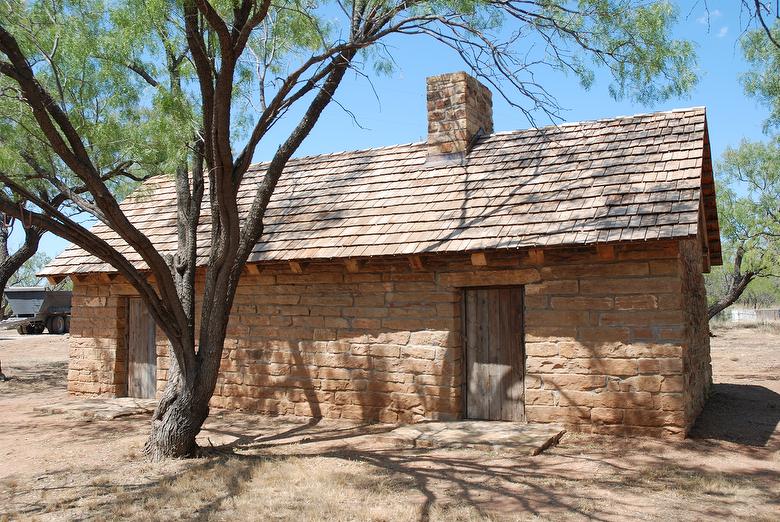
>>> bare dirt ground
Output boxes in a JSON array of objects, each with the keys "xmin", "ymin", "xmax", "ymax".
[{"xmin": 0, "ymin": 325, "xmax": 778, "ymax": 521}]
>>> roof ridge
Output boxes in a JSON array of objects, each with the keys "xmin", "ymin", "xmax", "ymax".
[
  {"xmin": 241, "ymin": 107, "xmax": 706, "ymax": 170},
  {"xmin": 485, "ymin": 106, "xmax": 706, "ymax": 138}
]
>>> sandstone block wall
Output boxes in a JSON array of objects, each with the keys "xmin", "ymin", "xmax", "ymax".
[
  {"xmin": 67, "ymin": 283, "xmax": 128, "ymax": 395},
  {"xmin": 67, "ymin": 239, "xmax": 713, "ymax": 437},
  {"xmin": 522, "ymin": 240, "xmax": 711, "ymax": 438}
]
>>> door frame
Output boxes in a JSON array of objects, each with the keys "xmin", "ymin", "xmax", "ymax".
[{"xmin": 460, "ymin": 285, "xmax": 526, "ymax": 420}]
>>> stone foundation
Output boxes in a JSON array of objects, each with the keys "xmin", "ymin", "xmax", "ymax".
[{"xmin": 67, "ymin": 239, "xmax": 712, "ymax": 437}]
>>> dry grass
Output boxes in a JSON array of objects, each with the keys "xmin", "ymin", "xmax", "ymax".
[
  {"xmin": 7, "ymin": 456, "xmax": 499, "ymax": 521},
  {"xmin": 2, "ymin": 437, "xmax": 777, "ymax": 521},
  {"xmin": 711, "ymin": 321, "xmax": 780, "ymax": 335}
]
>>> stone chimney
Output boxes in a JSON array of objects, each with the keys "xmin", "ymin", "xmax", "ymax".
[{"xmin": 426, "ymin": 72, "xmax": 493, "ymax": 161}]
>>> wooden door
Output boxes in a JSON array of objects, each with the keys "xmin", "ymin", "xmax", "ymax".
[
  {"xmin": 127, "ymin": 298, "xmax": 157, "ymax": 399},
  {"xmin": 464, "ymin": 287, "xmax": 525, "ymax": 421}
]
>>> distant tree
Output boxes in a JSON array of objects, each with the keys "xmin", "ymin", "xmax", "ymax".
[
  {"xmin": 705, "ymin": 13, "xmax": 780, "ymax": 319},
  {"xmin": 0, "ymin": 0, "xmax": 699, "ymax": 460},
  {"xmin": 707, "ymin": 140, "xmax": 780, "ymax": 319}
]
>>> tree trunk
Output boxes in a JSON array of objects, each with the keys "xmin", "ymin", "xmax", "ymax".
[
  {"xmin": 0, "ymin": 218, "xmax": 43, "ymax": 317},
  {"xmin": 707, "ymin": 273, "xmax": 754, "ymax": 319},
  {"xmin": 707, "ymin": 245, "xmax": 756, "ymax": 320},
  {"xmin": 143, "ymin": 358, "xmax": 210, "ymax": 461}
]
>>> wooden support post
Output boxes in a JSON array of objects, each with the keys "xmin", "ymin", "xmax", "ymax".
[
  {"xmin": 470, "ymin": 252, "xmax": 488, "ymax": 267},
  {"xmin": 596, "ymin": 244, "xmax": 615, "ymax": 261},
  {"xmin": 345, "ymin": 259, "xmax": 361, "ymax": 273},
  {"xmin": 289, "ymin": 261, "xmax": 303, "ymax": 274},
  {"xmin": 408, "ymin": 255, "xmax": 424, "ymax": 271}
]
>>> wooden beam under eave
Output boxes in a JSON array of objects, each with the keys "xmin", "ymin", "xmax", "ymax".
[
  {"xmin": 289, "ymin": 261, "xmax": 303, "ymax": 274},
  {"xmin": 345, "ymin": 259, "xmax": 361, "ymax": 273},
  {"xmin": 45, "ymin": 275, "xmax": 65, "ymax": 286},
  {"xmin": 527, "ymin": 248, "xmax": 544, "ymax": 265},
  {"xmin": 71, "ymin": 274, "xmax": 88, "ymax": 284},
  {"xmin": 408, "ymin": 255, "xmax": 424, "ymax": 271},
  {"xmin": 470, "ymin": 252, "xmax": 488, "ymax": 266},
  {"xmin": 596, "ymin": 244, "xmax": 615, "ymax": 261},
  {"xmin": 244, "ymin": 263, "xmax": 262, "ymax": 276}
]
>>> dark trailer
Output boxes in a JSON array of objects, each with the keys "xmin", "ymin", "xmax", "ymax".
[{"xmin": 2, "ymin": 287, "xmax": 72, "ymax": 334}]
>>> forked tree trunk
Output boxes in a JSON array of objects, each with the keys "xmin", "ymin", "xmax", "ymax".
[
  {"xmin": 707, "ymin": 245, "xmax": 757, "ymax": 320},
  {"xmin": 143, "ymin": 284, "xmax": 234, "ymax": 460},
  {"xmin": 144, "ymin": 357, "xmax": 211, "ymax": 460},
  {"xmin": 707, "ymin": 273, "xmax": 755, "ymax": 320}
]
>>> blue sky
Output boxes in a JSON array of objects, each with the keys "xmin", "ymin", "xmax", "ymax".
[{"xmin": 9, "ymin": 0, "xmax": 774, "ymax": 265}]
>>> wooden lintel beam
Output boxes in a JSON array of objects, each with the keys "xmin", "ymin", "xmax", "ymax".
[
  {"xmin": 596, "ymin": 244, "xmax": 615, "ymax": 261},
  {"xmin": 72, "ymin": 274, "xmax": 87, "ymax": 283},
  {"xmin": 345, "ymin": 259, "xmax": 361, "ymax": 273},
  {"xmin": 470, "ymin": 252, "xmax": 488, "ymax": 267},
  {"xmin": 408, "ymin": 255, "xmax": 424, "ymax": 271},
  {"xmin": 289, "ymin": 261, "xmax": 303, "ymax": 274}
]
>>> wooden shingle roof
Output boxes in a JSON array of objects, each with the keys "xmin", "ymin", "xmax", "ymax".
[{"xmin": 40, "ymin": 107, "xmax": 721, "ymax": 276}]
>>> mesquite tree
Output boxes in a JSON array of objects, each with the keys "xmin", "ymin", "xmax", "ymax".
[
  {"xmin": 0, "ymin": 0, "xmax": 697, "ymax": 460},
  {"xmin": 706, "ymin": 139, "xmax": 780, "ymax": 319},
  {"xmin": 705, "ymin": 14, "xmax": 780, "ymax": 319}
]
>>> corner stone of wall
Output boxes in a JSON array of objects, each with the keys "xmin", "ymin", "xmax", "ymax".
[{"xmin": 679, "ymin": 239, "xmax": 713, "ymax": 428}]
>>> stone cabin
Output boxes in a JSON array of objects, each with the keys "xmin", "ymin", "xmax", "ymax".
[{"xmin": 41, "ymin": 72, "xmax": 722, "ymax": 438}]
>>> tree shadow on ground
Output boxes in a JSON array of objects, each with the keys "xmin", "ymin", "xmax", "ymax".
[
  {"xmin": 0, "ymin": 361, "xmax": 67, "ymax": 393},
  {"xmin": 689, "ymin": 383, "xmax": 780, "ymax": 447},
  {"xmin": 2, "ymin": 412, "xmax": 779, "ymax": 522}
]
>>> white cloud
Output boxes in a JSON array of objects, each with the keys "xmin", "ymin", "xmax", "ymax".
[
  {"xmin": 717, "ymin": 26, "xmax": 729, "ymax": 38},
  {"xmin": 697, "ymin": 8, "xmax": 723, "ymax": 25}
]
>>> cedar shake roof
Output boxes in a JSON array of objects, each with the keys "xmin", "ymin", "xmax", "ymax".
[{"xmin": 40, "ymin": 107, "xmax": 721, "ymax": 276}]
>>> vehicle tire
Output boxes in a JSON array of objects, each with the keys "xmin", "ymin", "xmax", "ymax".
[
  {"xmin": 64, "ymin": 315, "xmax": 71, "ymax": 334},
  {"xmin": 47, "ymin": 315, "xmax": 66, "ymax": 335},
  {"xmin": 16, "ymin": 325, "xmax": 26, "ymax": 335},
  {"xmin": 31, "ymin": 322, "xmax": 45, "ymax": 335}
]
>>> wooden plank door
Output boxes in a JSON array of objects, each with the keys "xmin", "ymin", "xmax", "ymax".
[
  {"xmin": 127, "ymin": 298, "xmax": 157, "ymax": 399},
  {"xmin": 464, "ymin": 287, "xmax": 525, "ymax": 421}
]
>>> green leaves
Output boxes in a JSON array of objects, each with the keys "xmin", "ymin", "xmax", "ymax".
[
  {"xmin": 584, "ymin": 0, "xmax": 697, "ymax": 104},
  {"xmin": 716, "ymin": 138, "xmax": 780, "ymax": 278},
  {"xmin": 742, "ymin": 19, "xmax": 780, "ymax": 132}
]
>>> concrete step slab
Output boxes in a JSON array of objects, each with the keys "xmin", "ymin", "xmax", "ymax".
[
  {"xmin": 380, "ymin": 420, "xmax": 566, "ymax": 455},
  {"xmin": 34, "ymin": 397, "xmax": 157, "ymax": 421}
]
